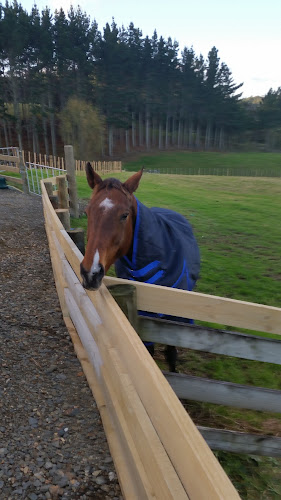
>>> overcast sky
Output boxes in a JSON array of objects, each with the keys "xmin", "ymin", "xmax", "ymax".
[{"xmin": 21, "ymin": 0, "xmax": 281, "ymax": 98}]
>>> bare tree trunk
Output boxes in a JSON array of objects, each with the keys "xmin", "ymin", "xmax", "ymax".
[
  {"xmin": 177, "ymin": 120, "xmax": 182, "ymax": 148},
  {"xmin": 145, "ymin": 108, "xmax": 150, "ymax": 150},
  {"xmin": 196, "ymin": 125, "xmax": 201, "ymax": 150},
  {"xmin": 108, "ymin": 125, "xmax": 114, "ymax": 156},
  {"xmin": 188, "ymin": 120, "xmax": 194, "ymax": 149},
  {"xmin": 48, "ymin": 91, "xmax": 56, "ymax": 157},
  {"xmin": 42, "ymin": 116, "xmax": 49, "ymax": 155},
  {"xmin": 7, "ymin": 121, "xmax": 13, "ymax": 145},
  {"xmin": 2, "ymin": 120, "xmax": 9, "ymax": 147},
  {"xmin": 214, "ymin": 127, "xmax": 219, "ymax": 149},
  {"xmin": 151, "ymin": 116, "xmax": 155, "ymax": 147},
  {"xmin": 219, "ymin": 127, "xmax": 225, "ymax": 150},
  {"xmin": 32, "ymin": 116, "xmax": 40, "ymax": 154},
  {"xmin": 205, "ymin": 121, "xmax": 212, "ymax": 150},
  {"xmin": 138, "ymin": 112, "xmax": 143, "ymax": 146},
  {"xmin": 11, "ymin": 76, "xmax": 23, "ymax": 151},
  {"xmin": 183, "ymin": 120, "xmax": 188, "ymax": 148},
  {"xmin": 165, "ymin": 115, "xmax": 169, "ymax": 149},
  {"xmin": 172, "ymin": 117, "xmax": 176, "ymax": 145},
  {"xmin": 158, "ymin": 122, "xmax": 163, "ymax": 150},
  {"xmin": 131, "ymin": 112, "xmax": 136, "ymax": 148},
  {"xmin": 125, "ymin": 129, "xmax": 130, "ymax": 153}
]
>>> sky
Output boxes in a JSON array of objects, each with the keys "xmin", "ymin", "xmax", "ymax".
[{"xmin": 20, "ymin": 0, "xmax": 281, "ymax": 98}]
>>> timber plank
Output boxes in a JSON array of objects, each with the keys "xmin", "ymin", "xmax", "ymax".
[
  {"xmin": 104, "ymin": 276, "xmax": 281, "ymax": 335},
  {"xmin": 198, "ymin": 426, "xmax": 281, "ymax": 457},
  {"xmin": 102, "ymin": 367, "xmax": 155, "ymax": 499},
  {"xmin": 0, "ymin": 154, "xmax": 19, "ymax": 163},
  {"xmin": 63, "ymin": 317, "xmax": 140, "ymax": 499},
  {"xmin": 165, "ymin": 372, "xmax": 281, "ymax": 413},
  {"xmin": 45, "ymin": 226, "xmax": 69, "ymax": 317},
  {"xmin": 64, "ymin": 291, "xmax": 153, "ymax": 498},
  {"xmin": 91, "ymin": 285, "xmax": 240, "ymax": 499},
  {"xmin": 139, "ymin": 318, "xmax": 281, "ymax": 364},
  {"xmin": 102, "ymin": 346, "xmax": 189, "ymax": 499},
  {"xmin": 61, "ymin": 255, "xmax": 239, "ymax": 498}
]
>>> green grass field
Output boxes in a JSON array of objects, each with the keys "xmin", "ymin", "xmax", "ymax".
[
  {"xmin": 123, "ymin": 151, "xmax": 281, "ymax": 177},
  {"xmin": 73, "ymin": 168, "xmax": 281, "ymax": 499},
  {"xmin": 75, "ymin": 172, "xmax": 281, "ymax": 308}
]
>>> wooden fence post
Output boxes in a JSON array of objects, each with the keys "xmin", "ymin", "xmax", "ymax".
[
  {"xmin": 57, "ymin": 175, "xmax": 69, "ymax": 209},
  {"xmin": 108, "ymin": 284, "xmax": 139, "ymax": 332},
  {"xmin": 19, "ymin": 150, "xmax": 28, "ymax": 194},
  {"xmin": 67, "ymin": 228, "xmax": 85, "ymax": 255},
  {"xmin": 45, "ymin": 181, "xmax": 59, "ymax": 209},
  {"xmin": 64, "ymin": 145, "xmax": 79, "ymax": 218},
  {"xmin": 56, "ymin": 209, "xmax": 70, "ymax": 230}
]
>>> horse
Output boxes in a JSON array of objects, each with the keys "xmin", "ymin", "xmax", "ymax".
[{"xmin": 80, "ymin": 163, "xmax": 200, "ymax": 371}]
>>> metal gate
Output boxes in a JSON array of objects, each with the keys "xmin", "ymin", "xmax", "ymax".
[{"xmin": 25, "ymin": 162, "xmax": 66, "ymax": 196}]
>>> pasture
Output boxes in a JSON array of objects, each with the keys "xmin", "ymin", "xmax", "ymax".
[
  {"xmin": 123, "ymin": 151, "xmax": 281, "ymax": 177},
  {"xmin": 73, "ymin": 171, "xmax": 281, "ymax": 498}
]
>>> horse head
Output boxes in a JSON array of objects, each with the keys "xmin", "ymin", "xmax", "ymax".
[{"xmin": 80, "ymin": 163, "xmax": 143, "ymax": 290}]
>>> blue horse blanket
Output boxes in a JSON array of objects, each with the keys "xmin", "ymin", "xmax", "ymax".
[{"xmin": 115, "ymin": 199, "xmax": 200, "ymax": 295}]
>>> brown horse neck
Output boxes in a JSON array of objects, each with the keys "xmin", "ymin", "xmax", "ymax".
[
  {"xmin": 131, "ymin": 194, "xmax": 138, "ymax": 223},
  {"xmin": 126, "ymin": 194, "xmax": 138, "ymax": 261}
]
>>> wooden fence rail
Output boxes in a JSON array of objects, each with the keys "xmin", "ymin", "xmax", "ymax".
[
  {"xmin": 76, "ymin": 159, "xmax": 122, "ymax": 173},
  {"xmin": 20, "ymin": 150, "xmax": 122, "ymax": 174},
  {"xmin": 104, "ymin": 279, "xmax": 281, "ymax": 457},
  {"xmin": 165, "ymin": 372, "xmax": 281, "ymax": 413},
  {"xmin": 1, "ymin": 149, "xmax": 122, "ymax": 175},
  {"xmin": 139, "ymin": 318, "xmax": 281, "ymax": 365},
  {"xmin": 104, "ymin": 276, "xmax": 281, "ymax": 335},
  {"xmin": 22, "ymin": 150, "xmax": 65, "ymax": 170},
  {"xmin": 41, "ymin": 174, "xmax": 240, "ymax": 500},
  {"xmin": 0, "ymin": 153, "xmax": 20, "ymax": 171}
]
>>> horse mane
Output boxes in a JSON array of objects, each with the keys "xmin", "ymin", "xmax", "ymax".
[{"xmin": 96, "ymin": 178, "xmax": 130, "ymax": 197}]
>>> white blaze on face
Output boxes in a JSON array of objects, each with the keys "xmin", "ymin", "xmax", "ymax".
[
  {"xmin": 90, "ymin": 249, "xmax": 101, "ymax": 275},
  {"xmin": 99, "ymin": 197, "xmax": 114, "ymax": 211}
]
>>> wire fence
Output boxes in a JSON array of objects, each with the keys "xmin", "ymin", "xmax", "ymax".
[{"xmin": 25, "ymin": 162, "xmax": 66, "ymax": 196}]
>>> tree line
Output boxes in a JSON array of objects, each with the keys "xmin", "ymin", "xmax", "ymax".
[{"xmin": 0, "ymin": 2, "xmax": 280, "ymax": 159}]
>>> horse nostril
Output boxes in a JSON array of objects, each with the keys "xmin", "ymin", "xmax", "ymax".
[{"xmin": 80, "ymin": 262, "xmax": 105, "ymax": 290}]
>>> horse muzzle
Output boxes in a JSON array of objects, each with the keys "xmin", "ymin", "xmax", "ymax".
[{"xmin": 80, "ymin": 262, "xmax": 105, "ymax": 290}]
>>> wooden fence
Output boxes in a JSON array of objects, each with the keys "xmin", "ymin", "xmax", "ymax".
[
  {"xmin": 0, "ymin": 152, "xmax": 20, "ymax": 170},
  {"xmin": 104, "ymin": 278, "xmax": 281, "ymax": 458},
  {"xmin": 76, "ymin": 159, "xmax": 122, "ymax": 174},
  {"xmin": 21, "ymin": 150, "xmax": 122, "ymax": 174},
  {"xmin": 0, "ymin": 150, "xmax": 25, "ymax": 188},
  {"xmin": 41, "ymin": 174, "xmax": 240, "ymax": 499},
  {"xmin": 0, "ymin": 147, "xmax": 121, "ymax": 193},
  {"xmin": 21, "ymin": 150, "xmax": 65, "ymax": 170}
]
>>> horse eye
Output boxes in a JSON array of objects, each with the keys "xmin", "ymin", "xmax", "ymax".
[{"xmin": 120, "ymin": 212, "xmax": 129, "ymax": 221}]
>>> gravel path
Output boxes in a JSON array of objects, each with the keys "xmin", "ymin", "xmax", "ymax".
[{"xmin": 0, "ymin": 189, "xmax": 121, "ymax": 500}]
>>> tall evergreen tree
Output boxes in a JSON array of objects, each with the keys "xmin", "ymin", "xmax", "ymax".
[{"xmin": 0, "ymin": 2, "xmax": 247, "ymax": 155}]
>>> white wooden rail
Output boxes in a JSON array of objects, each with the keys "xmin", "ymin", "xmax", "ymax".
[{"xmin": 41, "ymin": 176, "xmax": 240, "ymax": 500}]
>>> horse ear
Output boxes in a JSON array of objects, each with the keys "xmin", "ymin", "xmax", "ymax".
[
  {"xmin": 123, "ymin": 168, "xmax": 144, "ymax": 194},
  {"xmin": 86, "ymin": 162, "xmax": 102, "ymax": 189}
]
